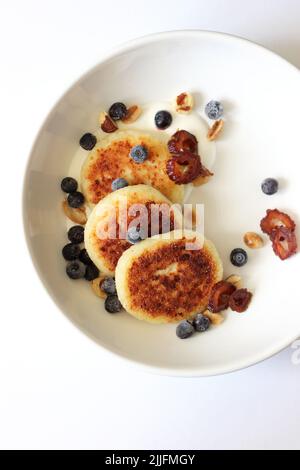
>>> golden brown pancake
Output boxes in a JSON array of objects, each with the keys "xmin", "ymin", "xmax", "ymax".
[
  {"xmin": 84, "ymin": 185, "xmax": 183, "ymax": 276},
  {"xmin": 115, "ymin": 230, "xmax": 223, "ymax": 323},
  {"xmin": 80, "ymin": 130, "xmax": 184, "ymax": 206}
]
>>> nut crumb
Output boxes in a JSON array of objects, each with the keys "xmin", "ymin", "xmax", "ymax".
[
  {"xmin": 91, "ymin": 275, "xmax": 107, "ymax": 299},
  {"xmin": 175, "ymin": 92, "xmax": 194, "ymax": 113},
  {"xmin": 207, "ymin": 119, "xmax": 224, "ymax": 141},
  {"xmin": 99, "ymin": 112, "xmax": 118, "ymax": 133},
  {"xmin": 122, "ymin": 105, "xmax": 141, "ymax": 123},
  {"xmin": 244, "ymin": 232, "xmax": 264, "ymax": 249},
  {"xmin": 203, "ymin": 309, "xmax": 224, "ymax": 325},
  {"xmin": 62, "ymin": 199, "xmax": 87, "ymax": 225},
  {"xmin": 225, "ymin": 274, "xmax": 242, "ymax": 289}
]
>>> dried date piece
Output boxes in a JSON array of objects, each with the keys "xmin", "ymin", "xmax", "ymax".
[
  {"xmin": 99, "ymin": 112, "xmax": 118, "ymax": 133},
  {"xmin": 208, "ymin": 281, "xmax": 237, "ymax": 313},
  {"xmin": 270, "ymin": 226, "xmax": 297, "ymax": 260},
  {"xmin": 168, "ymin": 130, "xmax": 198, "ymax": 154},
  {"xmin": 229, "ymin": 288, "xmax": 252, "ymax": 313},
  {"xmin": 260, "ymin": 209, "xmax": 295, "ymax": 236},
  {"xmin": 166, "ymin": 151, "xmax": 202, "ymax": 184}
]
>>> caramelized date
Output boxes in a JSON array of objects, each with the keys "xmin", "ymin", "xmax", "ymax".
[
  {"xmin": 229, "ymin": 289, "xmax": 252, "ymax": 313},
  {"xmin": 260, "ymin": 209, "xmax": 295, "ymax": 236},
  {"xmin": 270, "ymin": 226, "xmax": 297, "ymax": 260},
  {"xmin": 208, "ymin": 281, "xmax": 236, "ymax": 313},
  {"xmin": 168, "ymin": 130, "xmax": 198, "ymax": 154},
  {"xmin": 166, "ymin": 151, "xmax": 202, "ymax": 184}
]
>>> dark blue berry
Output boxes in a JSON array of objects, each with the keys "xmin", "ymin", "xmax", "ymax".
[
  {"xmin": 176, "ymin": 320, "xmax": 195, "ymax": 339},
  {"xmin": 261, "ymin": 178, "xmax": 278, "ymax": 195},
  {"xmin": 108, "ymin": 102, "xmax": 127, "ymax": 120},
  {"xmin": 205, "ymin": 100, "xmax": 223, "ymax": 120},
  {"xmin": 61, "ymin": 177, "xmax": 78, "ymax": 193},
  {"xmin": 67, "ymin": 191, "xmax": 85, "ymax": 208},
  {"xmin": 230, "ymin": 248, "xmax": 248, "ymax": 267},
  {"xmin": 78, "ymin": 248, "xmax": 93, "ymax": 265},
  {"xmin": 129, "ymin": 145, "xmax": 148, "ymax": 163},
  {"xmin": 127, "ymin": 226, "xmax": 146, "ymax": 244},
  {"xmin": 67, "ymin": 225, "xmax": 84, "ymax": 244},
  {"xmin": 101, "ymin": 277, "xmax": 116, "ymax": 295},
  {"xmin": 62, "ymin": 243, "xmax": 80, "ymax": 261},
  {"xmin": 105, "ymin": 295, "xmax": 123, "ymax": 313},
  {"xmin": 79, "ymin": 133, "xmax": 97, "ymax": 150},
  {"xmin": 193, "ymin": 313, "xmax": 210, "ymax": 332},
  {"xmin": 84, "ymin": 263, "xmax": 99, "ymax": 281},
  {"xmin": 111, "ymin": 177, "xmax": 129, "ymax": 191},
  {"xmin": 154, "ymin": 110, "xmax": 172, "ymax": 130},
  {"xmin": 66, "ymin": 261, "xmax": 85, "ymax": 279}
]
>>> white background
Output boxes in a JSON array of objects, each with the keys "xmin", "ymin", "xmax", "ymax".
[{"xmin": 1, "ymin": 0, "xmax": 300, "ymax": 450}]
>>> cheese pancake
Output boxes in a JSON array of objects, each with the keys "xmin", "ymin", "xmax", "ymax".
[
  {"xmin": 115, "ymin": 230, "xmax": 223, "ymax": 323},
  {"xmin": 81, "ymin": 130, "xmax": 184, "ymax": 206}
]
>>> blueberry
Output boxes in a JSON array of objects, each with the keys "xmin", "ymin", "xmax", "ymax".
[
  {"xmin": 84, "ymin": 263, "xmax": 99, "ymax": 281},
  {"xmin": 61, "ymin": 177, "xmax": 78, "ymax": 193},
  {"xmin": 205, "ymin": 100, "xmax": 223, "ymax": 120},
  {"xmin": 101, "ymin": 277, "xmax": 116, "ymax": 295},
  {"xmin": 193, "ymin": 313, "xmax": 210, "ymax": 332},
  {"xmin": 66, "ymin": 261, "xmax": 85, "ymax": 279},
  {"xmin": 111, "ymin": 177, "xmax": 129, "ymax": 191},
  {"xmin": 62, "ymin": 243, "xmax": 81, "ymax": 261},
  {"xmin": 154, "ymin": 110, "xmax": 172, "ymax": 130},
  {"xmin": 176, "ymin": 320, "xmax": 195, "ymax": 339},
  {"xmin": 67, "ymin": 191, "xmax": 85, "ymax": 208},
  {"xmin": 230, "ymin": 248, "xmax": 248, "ymax": 267},
  {"xmin": 261, "ymin": 178, "xmax": 278, "ymax": 195},
  {"xmin": 129, "ymin": 145, "xmax": 148, "ymax": 163},
  {"xmin": 79, "ymin": 133, "xmax": 97, "ymax": 150},
  {"xmin": 67, "ymin": 225, "xmax": 84, "ymax": 244},
  {"xmin": 78, "ymin": 248, "xmax": 93, "ymax": 265},
  {"xmin": 105, "ymin": 295, "xmax": 123, "ymax": 313},
  {"xmin": 127, "ymin": 226, "xmax": 146, "ymax": 244},
  {"xmin": 108, "ymin": 102, "xmax": 127, "ymax": 121}
]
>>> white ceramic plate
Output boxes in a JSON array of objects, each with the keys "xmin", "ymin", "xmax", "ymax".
[{"xmin": 23, "ymin": 31, "xmax": 300, "ymax": 376}]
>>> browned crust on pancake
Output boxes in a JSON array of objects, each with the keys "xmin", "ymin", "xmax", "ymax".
[
  {"xmin": 91, "ymin": 200, "xmax": 175, "ymax": 272},
  {"xmin": 126, "ymin": 238, "xmax": 219, "ymax": 321},
  {"xmin": 84, "ymin": 137, "xmax": 179, "ymax": 205}
]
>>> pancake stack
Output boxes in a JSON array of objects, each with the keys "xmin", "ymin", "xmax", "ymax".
[{"xmin": 82, "ymin": 130, "xmax": 222, "ymax": 323}]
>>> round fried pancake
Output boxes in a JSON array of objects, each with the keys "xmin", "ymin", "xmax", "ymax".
[
  {"xmin": 115, "ymin": 230, "xmax": 223, "ymax": 323},
  {"xmin": 80, "ymin": 130, "xmax": 184, "ymax": 206},
  {"xmin": 84, "ymin": 185, "xmax": 183, "ymax": 276}
]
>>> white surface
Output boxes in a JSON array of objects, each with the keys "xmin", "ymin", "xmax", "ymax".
[
  {"xmin": 1, "ymin": 0, "xmax": 300, "ymax": 450},
  {"xmin": 23, "ymin": 30, "xmax": 300, "ymax": 377}
]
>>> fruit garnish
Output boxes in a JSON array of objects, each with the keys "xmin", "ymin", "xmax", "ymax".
[
  {"xmin": 62, "ymin": 200, "xmax": 87, "ymax": 225},
  {"xmin": 261, "ymin": 178, "xmax": 278, "ymax": 195},
  {"xmin": 166, "ymin": 151, "xmax": 203, "ymax": 184},
  {"xmin": 208, "ymin": 281, "xmax": 237, "ymax": 313},
  {"xmin": 260, "ymin": 209, "xmax": 296, "ymax": 236},
  {"xmin": 154, "ymin": 110, "xmax": 172, "ymax": 130},
  {"xmin": 205, "ymin": 100, "xmax": 223, "ymax": 120},
  {"xmin": 79, "ymin": 133, "xmax": 97, "ymax": 150},
  {"xmin": 230, "ymin": 248, "xmax": 248, "ymax": 267},
  {"xmin": 168, "ymin": 130, "xmax": 198, "ymax": 154},
  {"xmin": 270, "ymin": 227, "xmax": 297, "ymax": 260},
  {"xmin": 229, "ymin": 288, "xmax": 252, "ymax": 313},
  {"xmin": 108, "ymin": 102, "xmax": 127, "ymax": 121},
  {"xmin": 129, "ymin": 145, "xmax": 148, "ymax": 163},
  {"xmin": 61, "ymin": 177, "xmax": 78, "ymax": 193}
]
